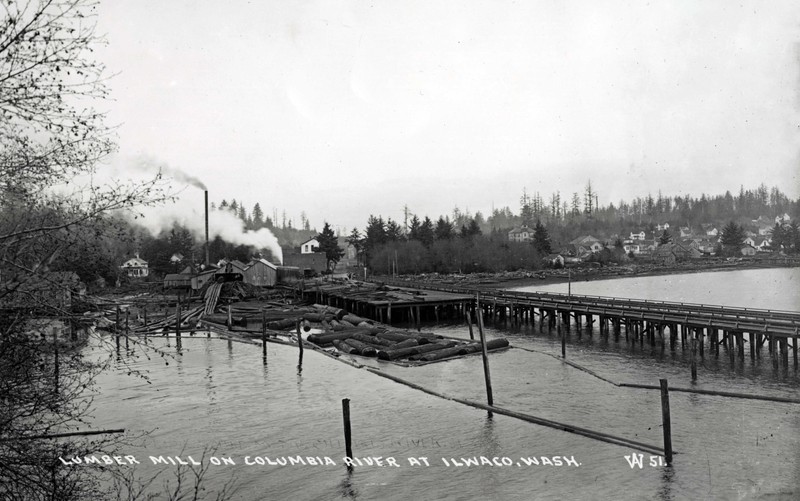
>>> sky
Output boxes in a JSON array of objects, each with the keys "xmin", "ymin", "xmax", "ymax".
[{"xmin": 95, "ymin": 0, "xmax": 800, "ymax": 233}]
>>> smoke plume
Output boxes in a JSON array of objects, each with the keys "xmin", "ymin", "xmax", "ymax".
[
  {"xmin": 134, "ymin": 195, "xmax": 283, "ymax": 265},
  {"xmin": 130, "ymin": 154, "xmax": 208, "ymax": 190}
]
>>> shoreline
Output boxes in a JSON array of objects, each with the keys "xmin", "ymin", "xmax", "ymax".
[{"xmin": 373, "ymin": 258, "xmax": 800, "ymax": 292}]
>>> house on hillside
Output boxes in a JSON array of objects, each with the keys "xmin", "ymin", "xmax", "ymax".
[
  {"xmin": 508, "ymin": 226, "xmax": 534, "ymax": 243},
  {"xmin": 569, "ymin": 235, "xmax": 603, "ymax": 253},
  {"xmin": 623, "ymin": 240, "xmax": 640, "ymax": 255},
  {"xmin": 544, "ymin": 254, "xmax": 566, "ymax": 267},
  {"xmin": 754, "ymin": 237, "xmax": 771, "ymax": 252},
  {"xmin": 300, "ymin": 238, "xmax": 320, "ymax": 254},
  {"xmin": 740, "ymin": 245, "xmax": 757, "ymax": 256},
  {"xmin": 679, "ymin": 227, "xmax": 692, "ymax": 238},
  {"xmin": 629, "ymin": 231, "xmax": 646, "ymax": 241},
  {"xmin": 656, "ymin": 223, "xmax": 670, "ymax": 231},
  {"xmin": 121, "ymin": 254, "xmax": 149, "ymax": 278},
  {"xmin": 169, "ymin": 253, "xmax": 184, "ymax": 265},
  {"xmin": 701, "ymin": 224, "xmax": 719, "ymax": 237},
  {"xmin": 775, "ymin": 213, "xmax": 791, "ymax": 225}
]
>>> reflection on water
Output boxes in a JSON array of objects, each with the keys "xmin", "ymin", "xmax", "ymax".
[{"xmin": 85, "ymin": 268, "xmax": 800, "ymax": 500}]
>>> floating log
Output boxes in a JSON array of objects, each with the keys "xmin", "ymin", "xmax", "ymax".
[
  {"xmin": 204, "ymin": 314, "xmax": 246, "ymax": 327},
  {"xmin": 417, "ymin": 345, "xmax": 468, "ymax": 361},
  {"xmin": 333, "ymin": 339, "xmax": 359, "ymax": 355},
  {"xmin": 307, "ymin": 329, "xmax": 377, "ymax": 346},
  {"xmin": 376, "ymin": 331, "xmax": 417, "ymax": 343},
  {"xmin": 311, "ymin": 304, "xmax": 347, "ymax": 319},
  {"xmin": 351, "ymin": 333, "xmax": 393, "ymax": 347},
  {"xmin": 266, "ymin": 318, "xmax": 297, "ymax": 330},
  {"xmin": 303, "ymin": 312, "xmax": 334, "ymax": 323},
  {"xmin": 342, "ymin": 339, "xmax": 378, "ymax": 357},
  {"xmin": 343, "ymin": 314, "xmax": 370, "ymax": 325},
  {"xmin": 391, "ymin": 338, "xmax": 420, "ymax": 350},
  {"xmin": 377, "ymin": 341, "xmax": 458, "ymax": 361}
]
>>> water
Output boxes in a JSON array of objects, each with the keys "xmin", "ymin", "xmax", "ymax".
[{"xmin": 85, "ymin": 268, "xmax": 800, "ymax": 500}]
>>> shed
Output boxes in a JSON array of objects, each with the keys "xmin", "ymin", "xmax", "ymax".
[
  {"xmin": 164, "ymin": 273, "xmax": 192, "ymax": 290},
  {"xmin": 243, "ymin": 258, "xmax": 278, "ymax": 287},
  {"xmin": 277, "ymin": 266, "xmax": 301, "ymax": 285}
]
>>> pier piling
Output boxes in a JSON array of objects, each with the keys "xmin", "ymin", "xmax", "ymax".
[
  {"xmin": 342, "ymin": 398, "xmax": 353, "ymax": 463},
  {"xmin": 659, "ymin": 379, "xmax": 673, "ymax": 466}
]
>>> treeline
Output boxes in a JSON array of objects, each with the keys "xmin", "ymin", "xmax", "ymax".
[
  {"xmin": 485, "ymin": 182, "xmax": 797, "ymax": 233},
  {"xmin": 338, "ymin": 183, "xmax": 799, "ymax": 274}
]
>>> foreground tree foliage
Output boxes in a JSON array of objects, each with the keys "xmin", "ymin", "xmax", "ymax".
[{"xmin": 0, "ymin": 2, "xmax": 237, "ymax": 499}]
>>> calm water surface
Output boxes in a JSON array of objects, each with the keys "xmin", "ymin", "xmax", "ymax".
[{"xmin": 86, "ymin": 268, "xmax": 800, "ymax": 500}]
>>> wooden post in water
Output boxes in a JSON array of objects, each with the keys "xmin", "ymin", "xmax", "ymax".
[
  {"xmin": 561, "ymin": 317, "xmax": 566, "ymax": 359},
  {"xmin": 115, "ymin": 306, "xmax": 120, "ymax": 333},
  {"xmin": 342, "ymin": 398, "xmax": 353, "ymax": 461},
  {"xmin": 416, "ymin": 306, "xmax": 422, "ymax": 332},
  {"xmin": 261, "ymin": 308, "xmax": 267, "ymax": 360},
  {"xmin": 794, "ymin": 337, "xmax": 798, "ymax": 370},
  {"xmin": 296, "ymin": 320, "xmax": 304, "ymax": 366},
  {"xmin": 175, "ymin": 302, "xmax": 181, "ymax": 337},
  {"xmin": 659, "ymin": 379, "xmax": 673, "ymax": 466},
  {"xmin": 227, "ymin": 304, "xmax": 232, "ymax": 330},
  {"xmin": 691, "ymin": 329, "xmax": 697, "ymax": 381},
  {"xmin": 466, "ymin": 313, "xmax": 475, "ymax": 341},
  {"xmin": 476, "ymin": 293, "xmax": 494, "ymax": 408},
  {"xmin": 143, "ymin": 304, "xmax": 148, "ymax": 328}
]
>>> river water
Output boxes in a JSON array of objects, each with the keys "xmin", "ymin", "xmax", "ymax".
[{"xmin": 84, "ymin": 268, "xmax": 800, "ymax": 500}]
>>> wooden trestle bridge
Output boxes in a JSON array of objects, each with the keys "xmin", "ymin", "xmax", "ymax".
[{"xmin": 303, "ymin": 279, "xmax": 800, "ymax": 369}]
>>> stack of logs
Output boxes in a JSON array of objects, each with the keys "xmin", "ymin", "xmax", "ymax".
[{"xmin": 303, "ymin": 304, "xmax": 509, "ymax": 363}]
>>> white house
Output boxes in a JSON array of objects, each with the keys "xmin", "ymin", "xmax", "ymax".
[
  {"xmin": 775, "ymin": 213, "xmax": 791, "ymax": 225},
  {"xmin": 629, "ymin": 231, "xmax": 646, "ymax": 241},
  {"xmin": 300, "ymin": 238, "xmax": 320, "ymax": 254},
  {"xmin": 508, "ymin": 226, "xmax": 534, "ymax": 242},
  {"xmin": 656, "ymin": 223, "xmax": 670, "ymax": 231},
  {"xmin": 623, "ymin": 240, "xmax": 640, "ymax": 254},
  {"xmin": 121, "ymin": 254, "xmax": 149, "ymax": 278}
]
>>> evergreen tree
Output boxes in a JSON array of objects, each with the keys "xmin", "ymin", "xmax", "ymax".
[
  {"xmin": 658, "ymin": 229, "xmax": 673, "ymax": 245},
  {"xmin": 532, "ymin": 220, "xmax": 552, "ymax": 254},
  {"xmin": 385, "ymin": 219, "xmax": 404, "ymax": 241},
  {"xmin": 346, "ymin": 228, "xmax": 364, "ymax": 266},
  {"xmin": 419, "ymin": 217, "xmax": 435, "ymax": 248},
  {"xmin": 720, "ymin": 221, "xmax": 745, "ymax": 254},
  {"xmin": 434, "ymin": 216, "xmax": 454, "ymax": 240},
  {"xmin": 316, "ymin": 222, "xmax": 344, "ymax": 273},
  {"xmin": 408, "ymin": 215, "xmax": 421, "ymax": 241},
  {"xmin": 252, "ymin": 203, "xmax": 264, "ymax": 228}
]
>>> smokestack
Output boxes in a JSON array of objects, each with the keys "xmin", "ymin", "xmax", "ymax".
[{"xmin": 204, "ymin": 190, "xmax": 210, "ymax": 266}]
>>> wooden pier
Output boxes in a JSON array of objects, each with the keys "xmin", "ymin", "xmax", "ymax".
[
  {"xmin": 356, "ymin": 279, "xmax": 800, "ymax": 369},
  {"xmin": 301, "ymin": 281, "xmax": 474, "ymax": 327}
]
